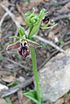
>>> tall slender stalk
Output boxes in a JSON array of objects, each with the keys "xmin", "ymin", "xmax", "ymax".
[{"xmin": 30, "ymin": 47, "xmax": 43, "ymax": 104}]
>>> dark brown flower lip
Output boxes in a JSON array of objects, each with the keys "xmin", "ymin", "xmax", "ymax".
[
  {"xmin": 18, "ymin": 43, "xmax": 30, "ymax": 58},
  {"xmin": 43, "ymin": 16, "xmax": 49, "ymax": 24}
]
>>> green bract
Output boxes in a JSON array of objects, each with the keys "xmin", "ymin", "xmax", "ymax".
[{"xmin": 24, "ymin": 9, "xmax": 47, "ymax": 39}]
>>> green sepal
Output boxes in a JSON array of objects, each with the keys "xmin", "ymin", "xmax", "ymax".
[{"xmin": 18, "ymin": 27, "xmax": 26, "ymax": 38}]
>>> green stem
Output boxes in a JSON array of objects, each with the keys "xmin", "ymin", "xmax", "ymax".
[{"xmin": 30, "ymin": 47, "xmax": 43, "ymax": 104}]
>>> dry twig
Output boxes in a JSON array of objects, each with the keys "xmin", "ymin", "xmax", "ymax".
[{"xmin": 34, "ymin": 35, "xmax": 65, "ymax": 53}]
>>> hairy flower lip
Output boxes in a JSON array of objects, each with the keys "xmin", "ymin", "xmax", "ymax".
[
  {"xmin": 42, "ymin": 16, "xmax": 49, "ymax": 24},
  {"xmin": 18, "ymin": 42, "xmax": 30, "ymax": 58}
]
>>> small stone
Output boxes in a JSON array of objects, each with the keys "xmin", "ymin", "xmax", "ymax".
[
  {"xmin": 2, "ymin": 76, "xmax": 16, "ymax": 83},
  {"xmin": 17, "ymin": 76, "xmax": 25, "ymax": 83},
  {"xmin": 0, "ymin": 98, "xmax": 6, "ymax": 104},
  {"xmin": 0, "ymin": 83, "xmax": 8, "ymax": 92},
  {"xmin": 55, "ymin": 98, "xmax": 64, "ymax": 104},
  {"xmin": 64, "ymin": 94, "xmax": 70, "ymax": 104}
]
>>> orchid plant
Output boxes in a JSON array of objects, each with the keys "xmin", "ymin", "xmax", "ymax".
[{"xmin": 6, "ymin": 9, "xmax": 54, "ymax": 104}]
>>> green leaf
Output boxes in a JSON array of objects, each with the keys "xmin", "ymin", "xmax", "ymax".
[
  {"xmin": 10, "ymin": 36, "xmax": 20, "ymax": 39},
  {"xmin": 41, "ymin": 22, "xmax": 57, "ymax": 30},
  {"xmin": 0, "ymin": 55, "xmax": 5, "ymax": 62},
  {"xmin": 28, "ymin": 21, "xmax": 40, "ymax": 39},
  {"xmin": 24, "ymin": 12, "xmax": 35, "ymax": 27},
  {"xmin": 24, "ymin": 90, "xmax": 39, "ymax": 104},
  {"xmin": 39, "ymin": 9, "xmax": 47, "ymax": 20},
  {"xmin": 18, "ymin": 27, "xmax": 26, "ymax": 38},
  {"xmin": 7, "ymin": 80, "xmax": 19, "ymax": 88},
  {"xmin": 59, "ymin": 39, "xmax": 64, "ymax": 45},
  {"xmin": 28, "ymin": 9, "xmax": 47, "ymax": 38},
  {"xmin": 23, "ymin": 9, "xmax": 47, "ymax": 39},
  {"xmin": 4, "ymin": 97, "xmax": 12, "ymax": 104}
]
